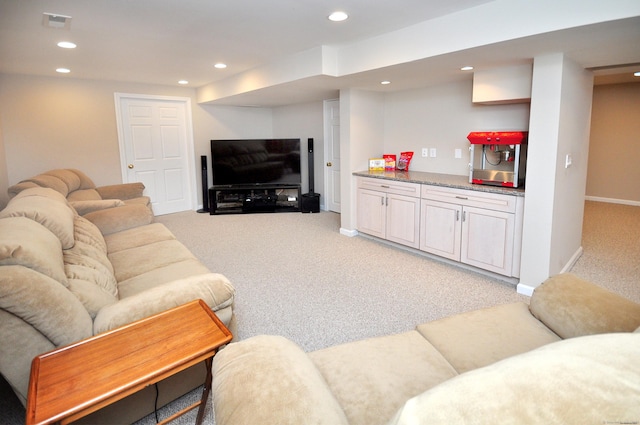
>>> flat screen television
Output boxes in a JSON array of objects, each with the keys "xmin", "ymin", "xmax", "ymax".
[{"xmin": 210, "ymin": 139, "xmax": 301, "ymax": 187}]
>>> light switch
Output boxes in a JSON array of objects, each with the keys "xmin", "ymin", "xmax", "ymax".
[
  {"xmin": 565, "ymin": 154, "xmax": 572, "ymax": 168},
  {"xmin": 429, "ymin": 148, "xmax": 437, "ymax": 158},
  {"xmin": 454, "ymin": 148, "xmax": 462, "ymax": 159}
]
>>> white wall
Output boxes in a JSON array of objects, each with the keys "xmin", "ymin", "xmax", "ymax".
[
  {"xmin": 587, "ymin": 83, "xmax": 640, "ymax": 204},
  {"xmin": 272, "ymin": 101, "xmax": 325, "ymax": 195},
  {"xmin": 0, "ymin": 74, "xmax": 275, "ymax": 208},
  {"xmin": 384, "ymin": 80, "xmax": 530, "ymax": 175},
  {"xmin": 518, "ymin": 54, "xmax": 593, "ymax": 294},
  {"xmin": 340, "ymin": 89, "xmax": 385, "ymax": 233}
]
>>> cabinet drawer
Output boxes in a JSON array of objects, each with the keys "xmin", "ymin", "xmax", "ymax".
[
  {"xmin": 421, "ymin": 185, "xmax": 517, "ymax": 213},
  {"xmin": 358, "ymin": 177, "xmax": 421, "ymax": 197}
]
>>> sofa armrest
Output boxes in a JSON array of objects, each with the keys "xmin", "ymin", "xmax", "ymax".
[
  {"xmin": 83, "ymin": 203, "xmax": 153, "ymax": 235},
  {"xmin": 95, "ymin": 182, "xmax": 145, "ymax": 200},
  {"xmin": 529, "ymin": 273, "xmax": 640, "ymax": 339},
  {"xmin": 211, "ymin": 335, "xmax": 349, "ymax": 425},
  {"xmin": 69, "ymin": 199, "xmax": 125, "ymax": 215},
  {"xmin": 93, "ymin": 273, "xmax": 235, "ymax": 334}
]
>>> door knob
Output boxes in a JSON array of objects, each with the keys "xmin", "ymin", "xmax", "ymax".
[
  {"xmin": 128, "ymin": 164, "xmax": 134, "ymax": 169},
  {"xmin": 327, "ymin": 162, "xmax": 332, "ymax": 167}
]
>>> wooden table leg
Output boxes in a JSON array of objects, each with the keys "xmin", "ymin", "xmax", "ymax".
[{"xmin": 195, "ymin": 357, "xmax": 213, "ymax": 425}]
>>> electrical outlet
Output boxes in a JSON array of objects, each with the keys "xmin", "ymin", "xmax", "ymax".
[
  {"xmin": 421, "ymin": 148, "xmax": 428, "ymax": 157},
  {"xmin": 429, "ymin": 148, "xmax": 437, "ymax": 158}
]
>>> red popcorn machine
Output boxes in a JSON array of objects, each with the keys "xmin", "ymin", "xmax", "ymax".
[{"xmin": 467, "ymin": 131, "xmax": 528, "ymax": 188}]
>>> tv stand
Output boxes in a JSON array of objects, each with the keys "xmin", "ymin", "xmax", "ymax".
[{"xmin": 209, "ymin": 184, "xmax": 301, "ymax": 214}]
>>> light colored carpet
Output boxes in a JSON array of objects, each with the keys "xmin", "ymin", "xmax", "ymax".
[
  {"xmin": 570, "ymin": 201, "xmax": 640, "ymax": 303},
  {"xmin": 154, "ymin": 210, "xmax": 530, "ymax": 352},
  {"xmin": 2, "ymin": 201, "xmax": 637, "ymax": 424}
]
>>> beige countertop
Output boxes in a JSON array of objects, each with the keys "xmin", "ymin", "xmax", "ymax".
[{"xmin": 353, "ymin": 170, "xmax": 525, "ymax": 197}]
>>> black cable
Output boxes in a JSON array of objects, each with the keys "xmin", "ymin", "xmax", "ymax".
[
  {"xmin": 154, "ymin": 383, "xmax": 160, "ymax": 423},
  {"xmin": 484, "ymin": 147, "xmax": 502, "ymax": 166}
]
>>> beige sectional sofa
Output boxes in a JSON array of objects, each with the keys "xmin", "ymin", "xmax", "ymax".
[
  {"xmin": 0, "ymin": 171, "xmax": 236, "ymax": 423},
  {"xmin": 211, "ymin": 274, "xmax": 640, "ymax": 425}
]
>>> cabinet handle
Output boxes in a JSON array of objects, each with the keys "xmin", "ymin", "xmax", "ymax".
[
  {"xmin": 455, "ymin": 196, "xmax": 468, "ymax": 200},
  {"xmin": 381, "ymin": 197, "xmax": 385, "ymax": 206},
  {"xmin": 385, "ymin": 197, "xmax": 388, "ymax": 206},
  {"xmin": 381, "ymin": 185, "xmax": 390, "ymax": 188},
  {"xmin": 462, "ymin": 211, "xmax": 466, "ymax": 222},
  {"xmin": 456, "ymin": 211, "xmax": 460, "ymax": 221}
]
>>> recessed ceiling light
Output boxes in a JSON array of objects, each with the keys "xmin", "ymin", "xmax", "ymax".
[
  {"xmin": 178, "ymin": 80, "xmax": 189, "ymax": 85},
  {"xmin": 381, "ymin": 80, "xmax": 391, "ymax": 85},
  {"xmin": 56, "ymin": 68, "xmax": 70, "ymax": 74},
  {"xmin": 461, "ymin": 66, "xmax": 474, "ymax": 71},
  {"xmin": 57, "ymin": 41, "xmax": 76, "ymax": 49},
  {"xmin": 214, "ymin": 63, "xmax": 227, "ymax": 69},
  {"xmin": 328, "ymin": 11, "xmax": 348, "ymax": 22}
]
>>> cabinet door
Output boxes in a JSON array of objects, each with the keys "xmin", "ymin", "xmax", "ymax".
[
  {"xmin": 420, "ymin": 199, "xmax": 462, "ymax": 260},
  {"xmin": 461, "ymin": 206, "xmax": 514, "ymax": 275},
  {"xmin": 357, "ymin": 189, "xmax": 386, "ymax": 239},
  {"xmin": 386, "ymin": 193, "xmax": 421, "ymax": 249}
]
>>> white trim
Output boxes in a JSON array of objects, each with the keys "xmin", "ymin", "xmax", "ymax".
[
  {"xmin": 340, "ymin": 228, "xmax": 358, "ymax": 237},
  {"xmin": 516, "ymin": 283, "xmax": 535, "ymax": 297},
  {"xmin": 585, "ymin": 196, "xmax": 640, "ymax": 207},
  {"xmin": 561, "ymin": 246, "xmax": 583, "ymax": 273},
  {"xmin": 114, "ymin": 93, "xmax": 197, "ymax": 211}
]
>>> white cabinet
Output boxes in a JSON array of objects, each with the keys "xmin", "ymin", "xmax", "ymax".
[
  {"xmin": 357, "ymin": 178, "xmax": 421, "ymax": 248},
  {"xmin": 420, "ymin": 185, "xmax": 523, "ymax": 277},
  {"xmin": 355, "ymin": 176, "xmax": 524, "ymax": 278}
]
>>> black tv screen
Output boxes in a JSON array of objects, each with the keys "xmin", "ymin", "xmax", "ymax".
[{"xmin": 211, "ymin": 139, "xmax": 301, "ymax": 186}]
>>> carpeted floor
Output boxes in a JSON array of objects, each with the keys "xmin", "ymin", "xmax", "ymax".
[{"xmin": 2, "ymin": 200, "xmax": 637, "ymax": 424}]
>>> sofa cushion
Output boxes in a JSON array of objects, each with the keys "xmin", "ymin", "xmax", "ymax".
[
  {"xmin": 116, "ymin": 259, "xmax": 211, "ymax": 299},
  {"xmin": 0, "ymin": 265, "xmax": 92, "ymax": 346},
  {"xmin": 73, "ymin": 216, "xmax": 109, "ymax": 254},
  {"xmin": 66, "ymin": 189, "xmax": 102, "ymax": 202},
  {"xmin": 530, "ymin": 273, "xmax": 640, "ymax": 338},
  {"xmin": 416, "ymin": 302, "xmax": 561, "ymax": 374},
  {"xmin": 388, "ymin": 333, "xmax": 640, "ymax": 425},
  {"xmin": 0, "ymin": 217, "xmax": 67, "ymax": 285},
  {"xmin": 41, "ymin": 169, "xmax": 85, "ymax": 192},
  {"xmin": 212, "ymin": 335, "xmax": 349, "ymax": 425},
  {"xmin": 108, "ymin": 239, "xmax": 197, "ymax": 282},
  {"xmin": 104, "ymin": 222, "xmax": 176, "ymax": 253},
  {"xmin": 94, "ymin": 272, "xmax": 235, "ymax": 333},
  {"xmin": 63, "ymin": 216, "xmax": 118, "ymax": 317},
  {"xmin": 0, "ymin": 188, "xmax": 76, "ymax": 249},
  {"xmin": 84, "ymin": 203, "xmax": 154, "ymax": 235},
  {"xmin": 16, "ymin": 174, "xmax": 70, "ymax": 196},
  {"xmin": 12, "ymin": 185, "xmax": 70, "ymax": 204},
  {"xmin": 309, "ymin": 331, "xmax": 458, "ymax": 425}
]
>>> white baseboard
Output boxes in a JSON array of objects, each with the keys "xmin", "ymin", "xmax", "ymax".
[
  {"xmin": 340, "ymin": 228, "xmax": 358, "ymax": 237},
  {"xmin": 585, "ymin": 196, "xmax": 640, "ymax": 206},
  {"xmin": 516, "ymin": 283, "xmax": 535, "ymax": 297},
  {"xmin": 562, "ymin": 246, "xmax": 583, "ymax": 273}
]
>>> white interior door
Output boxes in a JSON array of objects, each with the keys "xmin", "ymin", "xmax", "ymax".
[
  {"xmin": 324, "ymin": 99, "xmax": 341, "ymax": 212},
  {"xmin": 115, "ymin": 94, "xmax": 196, "ymax": 216}
]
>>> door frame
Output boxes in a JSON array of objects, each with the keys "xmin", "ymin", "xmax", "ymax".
[{"xmin": 114, "ymin": 93, "xmax": 197, "ymax": 212}]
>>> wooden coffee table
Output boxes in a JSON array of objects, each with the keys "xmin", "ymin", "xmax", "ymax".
[{"xmin": 26, "ymin": 299, "xmax": 232, "ymax": 425}]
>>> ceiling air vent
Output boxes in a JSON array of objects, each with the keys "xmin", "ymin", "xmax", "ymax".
[{"xmin": 42, "ymin": 13, "xmax": 72, "ymax": 30}]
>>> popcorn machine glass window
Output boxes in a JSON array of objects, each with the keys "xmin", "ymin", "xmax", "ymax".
[{"xmin": 467, "ymin": 131, "xmax": 528, "ymax": 188}]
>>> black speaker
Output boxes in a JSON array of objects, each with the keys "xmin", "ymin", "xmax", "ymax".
[
  {"xmin": 197, "ymin": 155, "xmax": 209, "ymax": 213},
  {"xmin": 301, "ymin": 138, "xmax": 320, "ymax": 213},
  {"xmin": 301, "ymin": 192, "xmax": 320, "ymax": 213}
]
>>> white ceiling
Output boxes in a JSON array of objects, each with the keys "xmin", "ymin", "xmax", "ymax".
[{"xmin": 1, "ymin": 0, "xmax": 639, "ymax": 107}]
